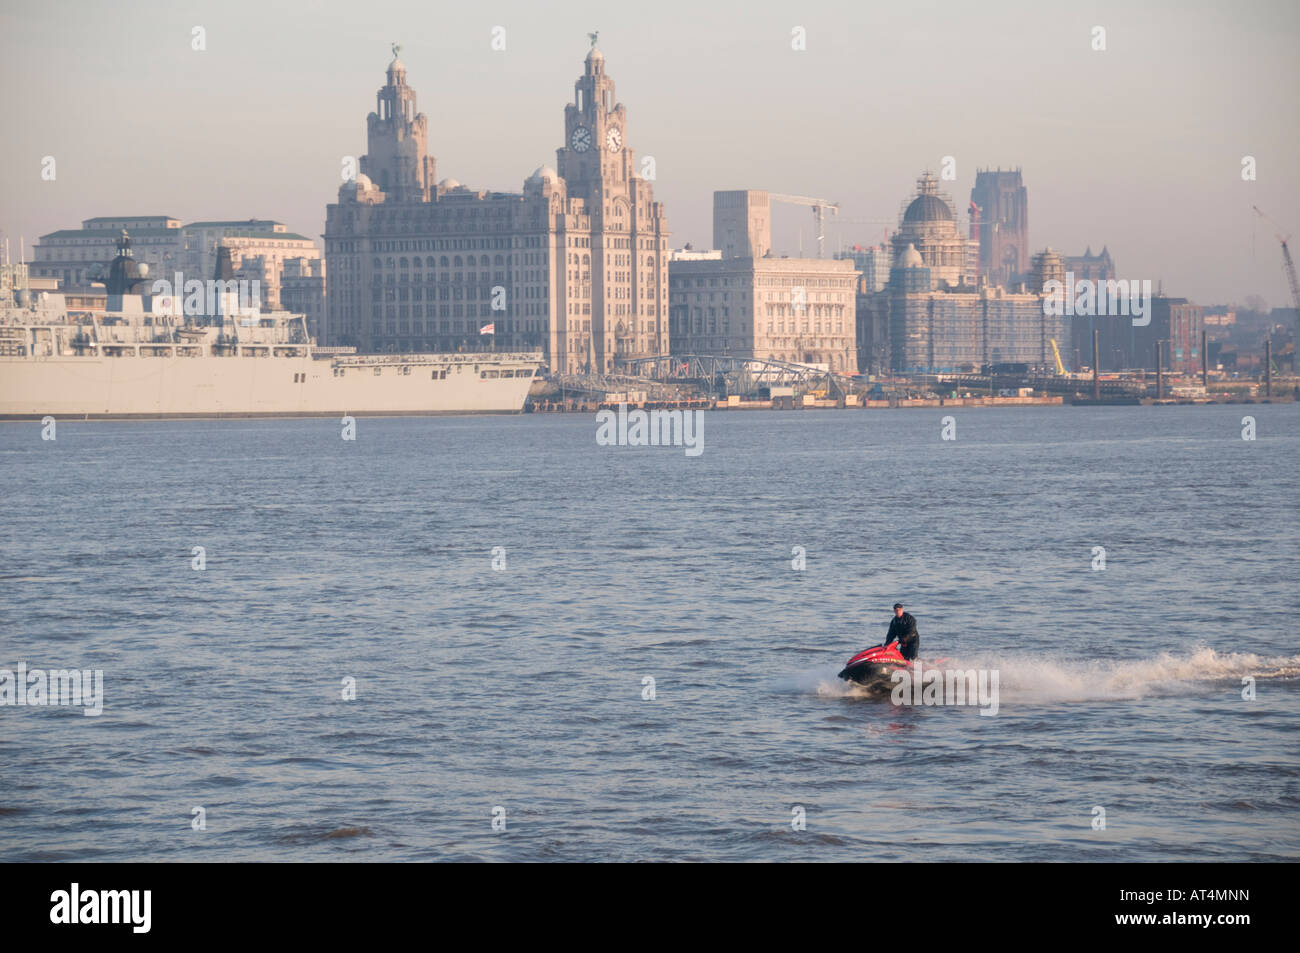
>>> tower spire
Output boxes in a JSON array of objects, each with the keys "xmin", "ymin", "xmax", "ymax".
[{"xmin": 361, "ymin": 46, "xmax": 435, "ymax": 200}]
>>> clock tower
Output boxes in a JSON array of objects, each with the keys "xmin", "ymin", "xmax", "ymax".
[
  {"xmin": 554, "ymin": 38, "xmax": 670, "ymax": 375},
  {"xmin": 558, "ymin": 41, "xmax": 626, "ymax": 189}
]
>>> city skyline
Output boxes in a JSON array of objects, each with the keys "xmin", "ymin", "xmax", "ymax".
[{"xmin": 2, "ymin": 0, "xmax": 1298, "ymax": 309}]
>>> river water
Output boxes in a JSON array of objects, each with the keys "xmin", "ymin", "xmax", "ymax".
[{"xmin": 2, "ymin": 405, "xmax": 1297, "ymax": 861}]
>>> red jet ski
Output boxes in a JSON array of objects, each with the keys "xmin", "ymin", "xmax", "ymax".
[{"xmin": 837, "ymin": 642, "xmax": 913, "ymax": 689}]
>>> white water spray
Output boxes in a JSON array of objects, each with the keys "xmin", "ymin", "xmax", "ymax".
[{"xmin": 787, "ymin": 647, "xmax": 1300, "ymax": 704}]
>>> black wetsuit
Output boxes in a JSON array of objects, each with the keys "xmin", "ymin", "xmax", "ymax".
[{"xmin": 884, "ymin": 612, "xmax": 919, "ymax": 660}]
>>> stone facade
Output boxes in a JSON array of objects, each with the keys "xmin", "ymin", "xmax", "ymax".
[
  {"xmin": 323, "ymin": 44, "xmax": 670, "ymax": 373},
  {"xmin": 669, "ymin": 189, "xmax": 857, "ymax": 371},
  {"xmin": 555, "ymin": 45, "xmax": 671, "ymax": 372},
  {"xmin": 670, "ymin": 257, "xmax": 858, "ymax": 372},
  {"xmin": 362, "ymin": 55, "xmax": 437, "ymax": 202}
]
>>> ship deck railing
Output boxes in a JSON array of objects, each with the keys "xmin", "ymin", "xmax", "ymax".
[{"xmin": 327, "ymin": 351, "xmax": 543, "ymax": 367}]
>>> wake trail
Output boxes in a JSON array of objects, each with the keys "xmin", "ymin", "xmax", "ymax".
[{"xmin": 782, "ymin": 647, "xmax": 1300, "ymax": 704}]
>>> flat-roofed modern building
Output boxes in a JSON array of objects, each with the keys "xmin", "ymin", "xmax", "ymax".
[
  {"xmin": 855, "ymin": 286, "xmax": 890, "ymax": 376},
  {"xmin": 837, "ymin": 243, "xmax": 891, "ymax": 293},
  {"xmin": 1127, "ymin": 297, "xmax": 1204, "ymax": 373}
]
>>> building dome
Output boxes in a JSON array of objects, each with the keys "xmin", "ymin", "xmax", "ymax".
[
  {"xmin": 586, "ymin": 46, "xmax": 604, "ymax": 67},
  {"xmin": 384, "ymin": 42, "xmax": 408, "ymax": 85},
  {"xmin": 438, "ymin": 178, "xmax": 462, "ymax": 189},
  {"xmin": 340, "ymin": 173, "xmax": 375, "ymax": 199},
  {"xmin": 891, "ymin": 171, "xmax": 966, "ymax": 289},
  {"xmin": 903, "ymin": 193, "xmax": 954, "ymax": 224},
  {"xmin": 900, "ymin": 243, "xmax": 924, "ymax": 268},
  {"xmin": 527, "ymin": 165, "xmax": 558, "ymax": 183}
]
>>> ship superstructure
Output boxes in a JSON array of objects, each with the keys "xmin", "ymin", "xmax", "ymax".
[{"xmin": 0, "ymin": 234, "xmax": 541, "ymax": 418}]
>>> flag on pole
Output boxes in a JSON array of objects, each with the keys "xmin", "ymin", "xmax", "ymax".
[{"xmin": 479, "ymin": 323, "xmax": 495, "ymax": 335}]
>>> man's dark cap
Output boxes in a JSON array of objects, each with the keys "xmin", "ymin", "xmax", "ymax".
[{"xmin": 893, "ymin": 603, "xmax": 904, "ymax": 609}]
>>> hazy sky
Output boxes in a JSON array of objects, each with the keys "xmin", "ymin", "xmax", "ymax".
[{"xmin": 2, "ymin": 0, "xmax": 1298, "ymax": 307}]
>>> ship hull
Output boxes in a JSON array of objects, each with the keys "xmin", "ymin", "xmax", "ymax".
[{"xmin": 0, "ymin": 353, "xmax": 539, "ymax": 419}]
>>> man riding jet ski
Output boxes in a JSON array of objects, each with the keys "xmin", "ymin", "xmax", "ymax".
[{"xmin": 838, "ymin": 603, "xmax": 921, "ymax": 687}]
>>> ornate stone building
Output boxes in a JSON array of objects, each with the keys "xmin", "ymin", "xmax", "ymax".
[
  {"xmin": 891, "ymin": 172, "xmax": 972, "ymax": 290},
  {"xmin": 362, "ymin": 55, "xmax": 437, "ymax": 201},
  {"xmin": 669, "ymin": 257, "xmax": 858, "ymax": 371},
  {"xmin": 323, "ymin": 42, "xmax": 670, "ymax": 373},
  {"xmin": 669, "ymin": 191, "xmax": 858, "ymax": 372}
]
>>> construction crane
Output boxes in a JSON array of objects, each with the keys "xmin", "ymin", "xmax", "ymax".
[
  {"xmin": 823, "ymin": 220, "xmax": 896, "ymax": 259},
  {"xmin": 1252, "ymin": 205, "xmax": 1300, "ymax": 353},
  {"xmin": 1049, "ymin": 338, "xmax": 1067, "ymax": 376},
  {"xmin": 769, "ymin": 193, "xmax": 839, "ymax": 258}
]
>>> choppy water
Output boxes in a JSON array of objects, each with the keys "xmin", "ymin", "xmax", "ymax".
[{"xmin": 2, "ymin": 405, "xmax": 1298, "ymax": 861}]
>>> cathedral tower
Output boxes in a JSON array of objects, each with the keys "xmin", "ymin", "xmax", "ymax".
[{"xmin": 971, "ymin": 168, "xmax": 1028, "ymax": 288}]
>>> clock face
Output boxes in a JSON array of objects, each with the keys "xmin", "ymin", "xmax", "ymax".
[
  {"xmin": 571, "ymin": 126, "xmax": 592, "ymax": 153},
  {"xmin": 605, "ymin": 126, "xmax": 622, "ymax": 152}
]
